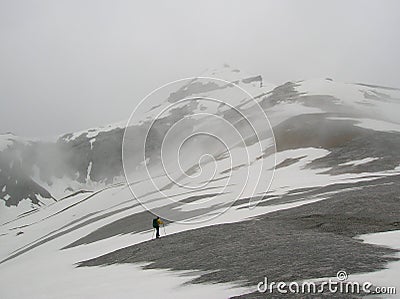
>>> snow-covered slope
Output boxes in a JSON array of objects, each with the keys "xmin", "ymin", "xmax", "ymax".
[
  {"xmin": 2, "ymin": 66, "xmax": 400, "ymax": 219},
  {"xmin": 1, "ymin": 66, "xmax": 400, "ymax": 298}
]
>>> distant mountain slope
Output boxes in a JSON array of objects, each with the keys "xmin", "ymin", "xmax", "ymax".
[{"xmin": 1, "ymin": 66, "xmax": 400, "ymax": 224}]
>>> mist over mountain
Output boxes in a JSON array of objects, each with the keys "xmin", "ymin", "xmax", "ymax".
[
  {"xmin": 1, "ymin": 66, "xmax": 400, "ymax": 299},
  {"xmin": 1, "ymin": 66, "xmax": 399, "ymax": 213}
]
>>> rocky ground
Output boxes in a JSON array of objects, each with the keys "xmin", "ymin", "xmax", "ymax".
[{"xmin": 79, "ymin": 174, "xmax": 400, "ymax": 298}]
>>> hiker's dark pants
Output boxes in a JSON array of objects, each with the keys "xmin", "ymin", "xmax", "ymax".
[{"xmin": 156, "ymin": 226, "xmax": 160, "ymax": 238}]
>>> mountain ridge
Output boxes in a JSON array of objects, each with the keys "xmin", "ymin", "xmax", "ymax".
[{"xmin": 1, "ymin": 68, "xmax": 400, "ymax": 224}]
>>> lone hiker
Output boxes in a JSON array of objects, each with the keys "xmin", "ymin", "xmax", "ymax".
[{"xmin": 152, "ymin": 216, "xmax": 164, "ymax": 239}]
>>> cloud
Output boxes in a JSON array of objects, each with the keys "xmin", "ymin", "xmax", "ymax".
[{"xmin": 0, "ymin": 0, "xmax": 399, "ymax": 138}]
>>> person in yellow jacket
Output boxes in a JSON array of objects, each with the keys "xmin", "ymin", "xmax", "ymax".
[{"xmin": 152, "ymin": 216, "xmax": 164, "ymax": 239}]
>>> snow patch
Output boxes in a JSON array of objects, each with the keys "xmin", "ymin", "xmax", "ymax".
[
  {"xmin": 62, "ymin": 121, "xmax": 126, "ymax": 142},
  {"xmin": 267, "ymin": 102, "xmax": 324, "ymax": 126},
  {"xmin": 86, "ymin": 162, "xmax": 93, "ymax": 183},
  {"xmin": 296, "ymin": 79, "xmax": 400, "ymax": 124},
  {"xmin": 328, "ymin": 117, "xmax": 400, "ymax": 133},
  {"xmin": 296, "ymin": 79, "xmax": 366, "ymax": 106},
  {"xmin": 351, "ymin": 230, "xmax": 400, "ymax": 299},
  {"xmin": 339, "ymin": 157, "xmax": 380, "ymax": 167},
  {"xmin": 89, "ymin": 138, "xmax": 96, "ymax": 150}
]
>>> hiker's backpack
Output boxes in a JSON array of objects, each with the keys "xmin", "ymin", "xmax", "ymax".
[{"xmin": 152, "ymin": 218, "xmax": 158, "ymax": 228}]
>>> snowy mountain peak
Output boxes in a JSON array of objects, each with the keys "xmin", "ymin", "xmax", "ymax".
[{"xmin": 1, "ymin": 68, "xmax": 400, "ymax": 224}]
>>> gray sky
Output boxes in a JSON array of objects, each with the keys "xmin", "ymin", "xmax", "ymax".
[{"xmin": 1, "ymin": 0, "xmax": 399, "ymax": 139}]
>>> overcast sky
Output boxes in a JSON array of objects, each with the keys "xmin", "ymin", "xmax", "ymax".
[{"xmin": 1, "ymin": 0, "xmax": 399, "ymax": 139}]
